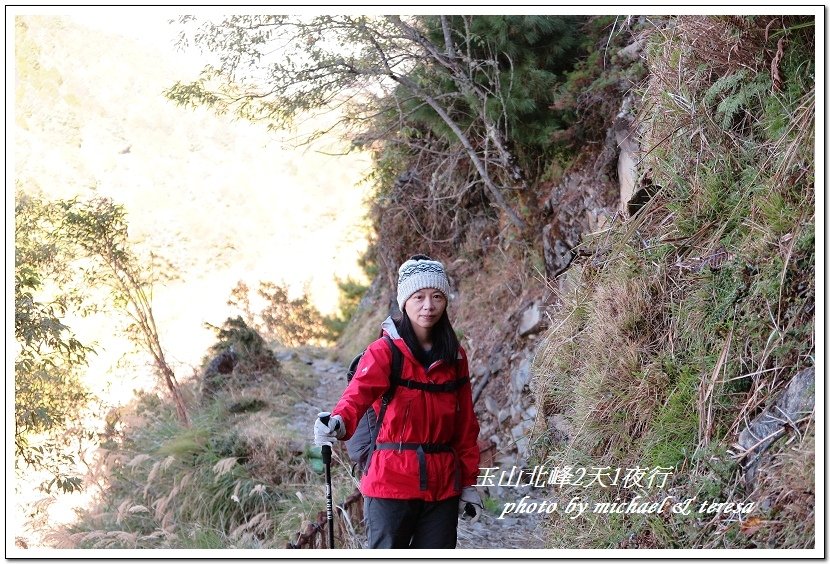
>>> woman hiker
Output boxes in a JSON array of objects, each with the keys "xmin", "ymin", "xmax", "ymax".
[{"xmin": 313, "ymin": 254, "xmax": 483, "ymax": 549}]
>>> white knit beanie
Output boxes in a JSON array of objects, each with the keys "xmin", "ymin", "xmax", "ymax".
[{"xmin": 396, "ymin": 255, "xmax": 451, "ymax": 311}]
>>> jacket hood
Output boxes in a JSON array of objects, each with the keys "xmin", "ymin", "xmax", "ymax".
[
  {"xmin": 380, "ymin": 315, "xmax": 464, "ymax": 362},
  {"xmin": 381, "ymin": 315, "xmax": 401, "ymax": 339}
]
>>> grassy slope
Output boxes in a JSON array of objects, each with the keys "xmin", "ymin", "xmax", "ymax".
[
  {"xmin": 52, "ymin": 341, "xmax": 359, "ymax": 549},
  {"xmin": 532, "ymin": 16, "xmax": 815, "ymax": 549}
]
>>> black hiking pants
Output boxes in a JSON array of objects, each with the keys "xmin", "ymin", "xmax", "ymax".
[{"xmin": 364, "ymin": 496, "xmax": 459, "ymax": 549}]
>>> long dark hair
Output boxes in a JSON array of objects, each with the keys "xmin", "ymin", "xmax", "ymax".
[{"xmin": 394, "ymin": 309, "xmax": 460, "ymax": 366}]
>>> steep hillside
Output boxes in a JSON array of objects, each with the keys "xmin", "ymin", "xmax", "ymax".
[
  {"xmin": 531, "ymin": 15, "xmax": 815, "ymax": 549},
  {"xmin": 12, "ymin": 15, "xmax": 372, "ymax": 548},
  {"xmin": 342, "ymin": 13, "xmax": 816, "ymax": 551},
  {"xmin": 13, "ymin": 13, "xmax": 816, "ymax": 553}
]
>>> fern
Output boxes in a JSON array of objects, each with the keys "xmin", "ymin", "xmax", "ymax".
[
  {"xmin": 705, "ymin": 70, "xmax": 772, "ymax": 130},
  {"xmin": 716, "ymin": 92, "xmax": 745, "ymax": 129},
  {"xmin": 702, "ymin": 70, "xmax": 746, "ymax": 107}
]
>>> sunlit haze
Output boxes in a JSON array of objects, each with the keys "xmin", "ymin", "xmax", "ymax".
[
  {"xmin": 16, "ymin": 11, "xmax": 373, "ymax": 379},
  {"xmin": 11, "ymin": 11, "xmax": 373, "ymax": 544}
]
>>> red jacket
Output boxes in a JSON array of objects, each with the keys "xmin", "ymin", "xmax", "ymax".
[{"xmin": 333, "ymin": 317, "xmax": 480, "ymax": 501}]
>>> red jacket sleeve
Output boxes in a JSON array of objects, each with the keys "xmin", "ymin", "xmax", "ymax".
[
  {"xmin": 453, "ymin": 347, "xmax": 481, "ymax": 488},
  {"xmin": 331, "ymin": 339, "xmax": 391, "ymax": 440}
]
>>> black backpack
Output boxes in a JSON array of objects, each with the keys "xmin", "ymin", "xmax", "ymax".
[{"xmin": 344, "ymin": 335, "xmax": 402, "ymax": 474}]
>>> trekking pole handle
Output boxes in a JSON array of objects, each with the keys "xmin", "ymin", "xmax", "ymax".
[
  {"xmin": 319, "ymin": 413, "xmax": 332, "ymax": 464},
  {"xmin": 318, "ymin": 412, "xmax": 335, "ymax": 549}
]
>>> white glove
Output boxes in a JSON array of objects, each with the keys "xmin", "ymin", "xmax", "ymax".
[
  {"xmin": 458, "ymin": 486, "xmax": 483, "ymax": 523},
  {"xmin": 314, "ymin": 411, "xmax": 345, "ymax": 446}
]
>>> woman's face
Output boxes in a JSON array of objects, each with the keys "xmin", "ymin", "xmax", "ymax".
[{"xmin": 404, "ymin": 288, "xmax": 447, "ymax": 334}]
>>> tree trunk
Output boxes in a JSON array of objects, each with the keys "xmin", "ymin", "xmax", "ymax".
[
  {"xmin": 392, "ymin": 74, "xmax": 527, "ymax": 230},
  {"xmin": 159, "ymin": 359, "xmax": 191, "ymax": 427},
  {"xmin": 385, "ymin": 16, "xmax": 528, "ymax": 230}
]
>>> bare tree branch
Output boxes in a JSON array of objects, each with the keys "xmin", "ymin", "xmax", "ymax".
[{"xmin": 169, "ymin": 15, "xmax": 529, "ymax": 230}]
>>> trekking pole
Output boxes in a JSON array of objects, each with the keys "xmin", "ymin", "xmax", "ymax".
[{"xmin": 318, "ymin": 413, "xmax": 336, "ymax": 549}]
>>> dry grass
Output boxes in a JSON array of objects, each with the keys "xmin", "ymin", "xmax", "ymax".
[
  {"xmin": 534, "ymin": 273, "xmax": 671, "ymax": 464},
  {"xmin": 749, "ymin": 427, "xmax": 815, "ymax": 548},
  {"xmin": 45, "ymin": 340, "xmax": 358, "ymax": 550},
  {"xmin": 531, "ymin": 14, "xmax": 815, "ymax": 549}
]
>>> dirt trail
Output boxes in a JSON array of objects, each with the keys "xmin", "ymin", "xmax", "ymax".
[
  {"xmin": 290, "ymin": 351, "xmax": 547, "ymax": 550},
  {"xmin": 286, "ymin": 353, "xmax": 345, "ymax": 436}
]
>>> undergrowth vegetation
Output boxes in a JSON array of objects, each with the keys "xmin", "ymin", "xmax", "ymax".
[
  {"xmin": 52, "ymin": 325, "xmax": 357, "ymax": 549},
  {"xmin": 364, "ymin": 16, "xmax": 623, "ymax": 280},
  {"xmin": 532, "ymin": 15, "xmax": 815, "ymax": 549}
]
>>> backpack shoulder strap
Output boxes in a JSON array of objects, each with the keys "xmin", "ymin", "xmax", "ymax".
[
  {"xmin": 383, "ymin": 335, "xmax": 402, "ymax": 387},
  {"xmin": 370, "ymin": 336, "xmax": 401, "ymax": 449}
]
